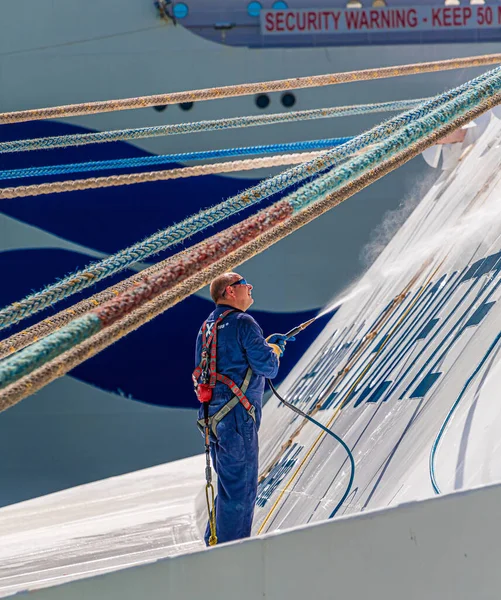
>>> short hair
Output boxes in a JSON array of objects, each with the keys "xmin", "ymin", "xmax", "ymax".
[{"xmin": 210, "ymin": 272, "xmax": 240, "ymax": 303}]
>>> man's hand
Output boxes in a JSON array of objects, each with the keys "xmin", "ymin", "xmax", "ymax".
[{"xmin": 266, "ymin": 333, "xmax": 295, "ymax": 357}]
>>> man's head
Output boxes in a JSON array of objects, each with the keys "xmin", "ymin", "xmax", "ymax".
[{"xmin": 210, "ymin": 272, "xmax": 254, "ymax": 311}]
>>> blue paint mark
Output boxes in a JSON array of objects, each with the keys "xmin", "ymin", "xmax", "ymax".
[
  {"xmin": 353, "ymin": 386, "xmax": 372, "ymax": 408},
  {"xmin": 410, "ymin": 372, "xmax": 442, "ymax": 399},
  {"xmin": 303, "ymin": 369, "xmax": 318, "ymax": 380},
  {"xmin": 461, "ymin": 252, "xmax": 501, "ymax": 282},
  {"xmin": 464, "ymin": 301, "xmax": 495, "ymax": 328},
  {"xmin": 367, "ymin": 380, "xmax": 393, "ymax": 403},
  {"xmin": 292, "ymin": 338, "xmax": 355, "ymax": 410},
  {"xmin": 416, "ymin": 318, "xmax": 440, "ymax": 341},
  {"xmin": 372, "ymin": 334, "xmax": 388, "ymax": 353},
  {"xmin": 399, "ymin": 266, "xmax": 495, "ymax": 400},
  {"xmin": 256, "ymin": 444, "xmax": 303, "ymax": 507},
  {"xmin": 429, "ymin": 274, "xmax": 448, "ymax": 295},
  {"xmin": 353, "ymin": 380, "xmax": 393, "ymax": 407},
  {"xmin": 348, "ymin": 277, "xmax": 443, "ymax": 408},
  {"xmin": 320, "ymin": 391, "xmax": 338, "ymax": 411}
]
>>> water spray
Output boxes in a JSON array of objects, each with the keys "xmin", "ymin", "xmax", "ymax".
[
  {"xmin": 265, "ymin": 303, "xmax": 356, "ymax": 519},
  {"xmin": 283, "ymin": 282, "xmax": 369, "ymax": 340}
]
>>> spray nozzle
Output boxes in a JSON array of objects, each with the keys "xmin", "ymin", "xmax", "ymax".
[{"xmin": 285, "ymin": 317, "xmax": 316, "ymax": 340}]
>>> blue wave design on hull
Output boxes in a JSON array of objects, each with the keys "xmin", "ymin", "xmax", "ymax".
[
  {"xmin": 0, "ymin": 121, "xmax": 333, "ymax": 408},
  {"xmin": 0, "ymin": 249, "xmax": 330, "ymax": 409},
  {"xmin": 0, "ymin": 121, "xmax": 288, "ymax": 255}
]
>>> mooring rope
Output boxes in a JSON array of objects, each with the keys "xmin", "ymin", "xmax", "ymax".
[
  {"xmin": 0, "ymin": 201, "xmax": 293, "ymax": 390},
  {"xmin": 0, "ymin": 99, "xmax": 426, "ymax": 154},
  {"xmin": 2, "ymin": 86, "xmax": 500, "ymax": 409},
  {"xmin": 1, "ymin": 54, "xmax": 499, "ymax": 125},
  {"xmin": 0, "ymin": 241, "xmax": 203, "ymax": 360},
  {"xmin": 0, "ymin": 67, "xmax": 497, "ymax": 333},
  {"xmin": 0, "ymin": 151, "xmax": 326, "ymax": 199},
  {"xmin": 0, "ymin": 137, "xmax": 351, "ymax": 181},
  {"xmin": 2, "ymin": 77, "xmax": 501, "ymax": 396}
]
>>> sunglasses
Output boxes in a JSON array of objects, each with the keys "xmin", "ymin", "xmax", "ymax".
[
  {"xmin": 230, "ymin": 278, "xmax": 249, "ymax": 287},
  {"xmin": 223, "ymin": 278, "xmax": 250, "ymax": 296}
]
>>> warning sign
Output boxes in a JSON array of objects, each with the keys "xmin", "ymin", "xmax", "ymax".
[{"xmin": 261, "ymin": 5, "xmax": 501, "ymax": 35}]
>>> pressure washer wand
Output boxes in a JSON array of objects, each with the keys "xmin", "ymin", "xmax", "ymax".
[
  {"xmin": 266, "ymin": 312, "xmax": 355, "ymax": 519},
  {"xmin": 285, "ymin": 317, "xmax": 316, "ymax": 340}
]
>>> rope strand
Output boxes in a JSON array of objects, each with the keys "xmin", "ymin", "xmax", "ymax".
[
  {"xmin": 1, "ymin": 66, "xmax": 498, "ymax": 331},
  {"xmin": 2, "ymin": 80, "xmax": 501, "ymax": 399},
  {"xmin": 0, "ymin": 137, "xmax": 351, "ymax": 181},
  {"xmin": 0, "ymin": 54, "xmax": 499, "ymax": 125},
  {"xmin": 0, "ymin": 99, "xmax": 425, "ymax": 154},
  {"xmin": 2, "ymin": 85, "xmax": 499, "ymax": 408}
]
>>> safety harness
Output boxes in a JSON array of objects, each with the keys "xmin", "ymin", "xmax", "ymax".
[{"xmin": 192, "ymin": 308, "xmax": 256, "ymax": 546}]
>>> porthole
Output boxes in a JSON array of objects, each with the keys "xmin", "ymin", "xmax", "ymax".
[
  {"xmin": 255, "ymin": 94, "xmax": 270, "ymax": 109},
  {"xmin": 247, "ymin": 1, "xmax": 262, "ymax": 17},
  {"xmin": 179, "ymin": 102, "xmax": 194, "ymax": 111},
  {"xmin": 153, "ymin": 105, "xmax": 168, "ymax": 112},
  {"xmin": 173, "ymin": 2, "xmax": 189, "ymax": 19},
  {"xmin": 281, "ymin": 93, "xmax": 296, "ymax": 108},
  {"xmin": 272, "ymin": 1, "xmax": 289, "ymax": 8}
]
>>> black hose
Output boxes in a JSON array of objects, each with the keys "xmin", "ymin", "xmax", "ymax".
[{"xmin": 266, "ymin": 378, "xmax": 355, "ymax": 518}]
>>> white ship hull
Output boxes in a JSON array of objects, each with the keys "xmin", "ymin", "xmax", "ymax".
[{"xmin": 0, "ymin": 0, "xmax": 498, "ymax": 505}]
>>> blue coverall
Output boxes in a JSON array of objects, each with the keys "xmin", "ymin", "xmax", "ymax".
[{"xmin": 195, "ymin": 304, "xmax": 279, "ymax": 545}]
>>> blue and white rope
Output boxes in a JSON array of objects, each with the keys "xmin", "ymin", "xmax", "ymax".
[
  {"xmin": 0, "ymin": 137, "xmax": 352, "ymax": 180},
  {"xmin": 0, "ymin": 68, "xmax": 498, "ymax": 331},
  {"xmin": 1, "ymin": 69, "xmax": 500, "ymax": 390},
  {"xmin": 0, "ymin": 75, "xmax": 501, "ymax": 389},
  {"xmin": 0, "ymin": 99, "xmax": 426, "ymax": 154}
]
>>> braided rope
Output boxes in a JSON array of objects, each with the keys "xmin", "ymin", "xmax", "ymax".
[
  {"xmin": 1, "ymin": 54, "xmax": 499, "ymax": 125},
  {"xmin": 0, "ymin": 66, "xmax": 499, "ymax": 332},
  {"xmin": 0, "ymin": 314, "xmax": 101, "ymax": 390},
  {"xmin": 2, "ymin": 86, "xmax": 500, "ymax": 409},
  {"xmin": 0, "ymin": 226, "xmax": 246, "ymax": 360},
  {"xmin": 2, "ymin": 75, "xmax": 501, "ymax": 392},
  {"xmin": 0, "ymin": 151, "xmax": 324, "ymax": 200},
  {"xmin": 0, "ymin": 136, "xmax": 351, "ymax": 181},
  {"xmin": 0, "ymin": 99, "xmax": 425, "ymax": 154},
  {"xmin": 0, "ymin": 202, "xmax": 294, "ymax": 390}
]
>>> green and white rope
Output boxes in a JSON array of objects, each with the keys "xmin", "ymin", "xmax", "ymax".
[
  {"xmin": 0, "ymin": 66, "xmax": 498, "ymax": 331},
  {"xmin": 0, "ymin": 99, "xmax": 425, "ymax": 154},
  {"xmin": 2, "ymin": 85, "xmax": 500, "ymax": 408},
  {"xmin": 1, "ymin": 67, "xmax": 501, "ymax": 392}
]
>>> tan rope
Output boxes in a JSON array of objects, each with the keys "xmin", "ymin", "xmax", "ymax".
[
  {"xmin": 0, "ymin": 151, "xmax": 324, "ymax": 200},
  {"xmin": 1, "ymin": 54, "xmax": 500, "ymax": 125},
  {"xmin": 2, "ymin": 88, "xmax": 500, "ymax": 410}
]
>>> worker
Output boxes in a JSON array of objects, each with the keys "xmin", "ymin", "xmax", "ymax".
[{"xmin": 193, "ymin": 272, "xmax": 293, "ymax": 545}]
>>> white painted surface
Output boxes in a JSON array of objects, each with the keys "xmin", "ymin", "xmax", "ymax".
[
  {"xmin": 3, "ymin": 3, "xmax": 501, "ymax": 596},
  {"xmin": 12, "ymin": 481, "xmax": 501, "ymax": 600},
  {"xmin": 2, "ymin": 0, "xmax": 498, "ymax": 311},
  {"xmin": 5, "ymin": 107, "xmax": 501, "ymax": 595},
  {"xmin": 0, "ymin": 377, "xmax": 201, "ymax": 507},
  {"xmin": 254, "ymin": 108, "xmax": 501, "ymax": 534},
  {"xmin": 0, "ymin": 455, "xmax": 205, "ymax": 598}
]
